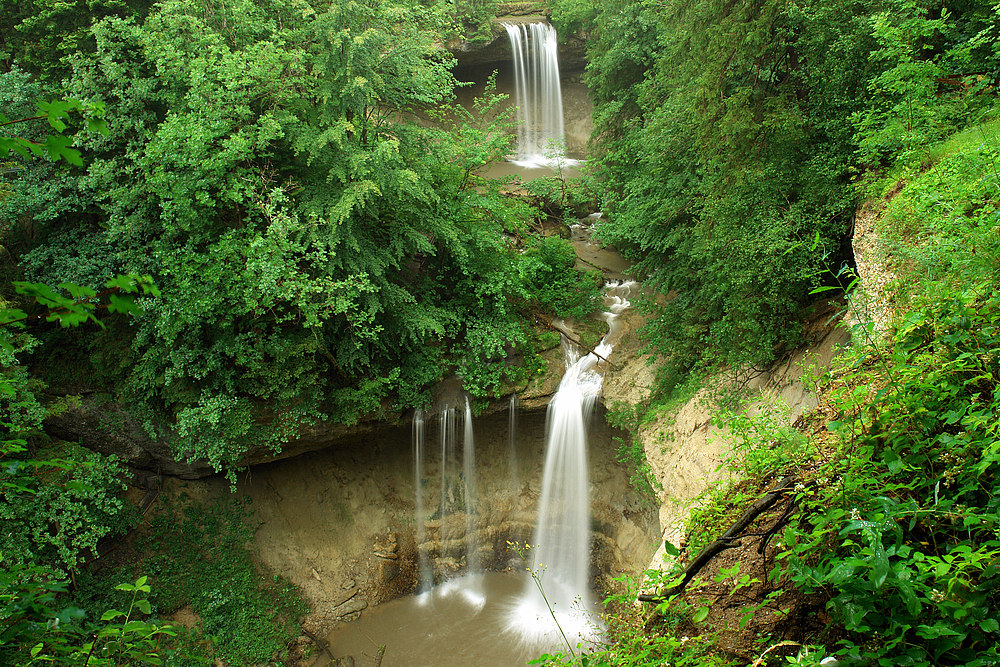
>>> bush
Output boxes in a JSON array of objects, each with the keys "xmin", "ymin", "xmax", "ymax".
[{"xmin": 518, "ymin": 236, "xmax": 602, "ymax": 320}]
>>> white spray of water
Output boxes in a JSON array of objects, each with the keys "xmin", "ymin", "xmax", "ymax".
[
  {"xmin": 507, "ymin": 281, "xmax": 637, "ymax": 645},
  {"xmin": 461, "ymin": 398, "xmax": 485, "ymax": 606},
  {"xmin": 504, "ymin": 23, "xmax": 575, "ymax": 168},
  {"xmin": 413, "ymin": 410, "xmax": 433, "ymax": 593}
]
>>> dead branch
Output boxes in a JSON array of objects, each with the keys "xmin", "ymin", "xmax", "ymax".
[
  {"xmin": 537, "ymin": 314, "xmax": 611, "ymax": 364},
  {"xmin": 758, "ymin": 495, "xmax": 798, "ymax": 555},
  {"xmin": 639, "ymin": 474, "xmax": 796, "ymax": 605},
  {"xmin": 302, "ymin": 628, "xmax": 336, "ymax": 663},
  {"xmin": 373, "ymin": 645, "xmax": 386, "ymax": 667}
]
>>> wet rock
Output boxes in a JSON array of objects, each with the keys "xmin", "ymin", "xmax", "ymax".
[
  {"xmin": 43, "ymin": 395, "xmax": 400, "ymax": 478},
  {"xmin": 447, "ymin": 19, "xmax": 587, "ymax": 70},
  {"xmin": 331, "ymin": 587, "xmax": 358, "ymax": 608},
  {"xmin": 333, "ymin": 596, "xmax": 368, "ymax": 619},
  {"xmin": 375, "ymin": 558, "xmax": 400, "ymax": 585},
  {"xmin": 373, "ymin": 533, "xmax": 399, "ymax": 560}
]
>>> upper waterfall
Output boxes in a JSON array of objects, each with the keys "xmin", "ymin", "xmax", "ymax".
[{"xmin": 504, "ymin": 23, "xmax": 573, "ymax": 167}]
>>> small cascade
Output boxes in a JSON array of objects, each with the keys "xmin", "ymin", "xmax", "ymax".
[
  {"xmin": 438, "ymin": 406, "xmax": 458, "ymax": 568},
  {"xmin": 508, "ymin": 280, "xmax": 637, "ymax": 645},
  {"xmin": 415, "ymin": 402, "xmax": 484, "ymax": 605},
  {"xmin": 412, "ymin": 410, "xmax": 432, "ymax": 592},
  {"xmin": 508, "ymin": 394, "xmax": 519, "ymax": 482},
  {"xmin": 504, "ymin": 22, "xmax": 571, "ymax": 167},
  {"xmin": 462, "ymin": 398, "xmax": 480, "ymax": 580}
]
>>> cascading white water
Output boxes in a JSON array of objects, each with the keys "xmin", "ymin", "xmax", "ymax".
[
  {"xmin": 439, "ymin": 406, "xmax": 457, "ymax": 568},
  {"xmin": 508, "ymin": 394, "xmax": 519, "ymax": 482},
  {"xmin": 413, "ymin": 403, "xmax": 485, "ymax": 606},
  {"xmin": 504, "ymin": 22, "xmax": 570, "ymax": 167},
  {"xmin": 508, "ymin": 280, "xmax": 637, "ymax": 645},
  {"xmin": 463, "ymin": 398, "xmax": 481, "ymax": 581},
  {"xmin": 413, "ymin": 410, "xmax": 432, "ymax": 592}
]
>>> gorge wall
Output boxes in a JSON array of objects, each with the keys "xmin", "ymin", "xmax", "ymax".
[
  {"xmin": 165, "ymin": 406, "xmax": 660, "ymax": 633},
  {"xmin": 601, "ymin": 299, "xmax": 851, "ymax": 575}
]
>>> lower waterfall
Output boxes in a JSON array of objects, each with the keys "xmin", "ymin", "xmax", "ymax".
[{"xmin": 506, "ymin": 281, "xmax": 636, "ymax": 646}]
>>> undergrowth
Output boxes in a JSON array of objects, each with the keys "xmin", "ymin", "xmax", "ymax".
[
  {"xmin": 76, "ymin": 495, "xmax": 307, "ymax": 665},
  {"xmin": 537, "ymin": 110, "xmax": 1000, "ymax": 666},
  {"xmin": 698, "ymin": 113, "xmax": 999, "ymax": 665}
]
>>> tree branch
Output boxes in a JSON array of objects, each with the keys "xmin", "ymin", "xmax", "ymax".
[
  {"xmin": 537, "ymin": 315, "xmax": 610, "ymax": 364},
  {"xmin": 1, "ymin": 115, "xmax": 47, "ymax": 128},
  {"xmin": 639, "ymin": 474, "xmax": 796, "ymax": 605}
]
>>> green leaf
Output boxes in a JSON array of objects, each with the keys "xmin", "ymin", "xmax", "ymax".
[
  {"xmin": 101, "ymin": 609, "xmax": 125, "ymax": 621},
  {"xmin": 58, "ymin": 282, "xmax": 97, "ymax": 300},
  {"xmin": 692, "ymin": 606, "xmax": 710, "ymax": 623},
  {"xmin": 108, "ymin": 294, "xmax": 140, "ymax": 316},
  {"xmin": 43, "ymin": 135, "xmax": 82, "ymax": 166},
  {"xmin": 663, "ymin": 540, "xmax": 680, "ymax": 557}
]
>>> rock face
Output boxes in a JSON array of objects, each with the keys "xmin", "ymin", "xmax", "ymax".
[
  {"xmin": 43, "ymin": 398, "xmax": 402, "ymax": 479},
  {"xmin": 447, "ymin": 18, "xmax": 588, "ymax": 71},
  {"xmin": 173, "ymin": 407, "xmax": 660, "ymax": 632},
  {"xmin": 42, "ymin": 371, "xmax": 578, "ymax": 478},
  {"xmin": 602, "ymin": 299, "xmax": 851, "ymax": 576},
  {"xmin": 847, "ymin": 186, "xmax": 905, "ymax": 337}
]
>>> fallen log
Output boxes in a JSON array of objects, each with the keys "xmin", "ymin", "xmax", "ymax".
[
  {"xmin": 639, "ymin": 474, "xmax": 797, "ymax": 604},
  {"xmin": 302, "ymin": 628, "xmax": 336, "ymax": 663},
  {"xmin": 537, "ymin": 314, "xmax": 610, "ymax": 364}
]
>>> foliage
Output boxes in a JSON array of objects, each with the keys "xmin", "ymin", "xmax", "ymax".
[
  {"xmin": 0, "ymin": 95, "xmax": 108, "ymax": 168},
  {"xmin": 573, "ymin": 0, "xmax": 999, "ymax": 400},
  {"xmin": 549, "ymin": 0, "xmax": 601, "ymax": 36},
  {"xmin": 876, "ymin": 115, "xmax": 1000, "ymax": 283},
  {"xmin": 1, "ymin": 274, "xmax": 159, "ymax": 337},
  {"xmin": 770, "ymin": 115, "xmax": 1000, "ymax": 666},
  {"xmin": 1, "ymin": 0, "xmax": 583, "ymax": 472},
  {"xmin": 604, "ymin": 401, "xmax": 659, "ymax": 499},
  {"xmin": 0, "ymin": 273, "xmax": 184, "ymax": 664},
  {"xmin": 529, "ymin": 573, "xmax": 735, "ymax": 666},
  {"xmin": 518, "ymin": 236, "xmax": 602, "ymax": 319},
  {"xmin": 1, "ymin": 567, "xmax": 178, "ymax": 666},
  {"xmin": 645, "ymin": 116, "xmax": 1000, "ymax": 664},
  {"xmin": 780, "ymin": 286, "xmax": 1000, "ymax": 665},
  {"xmin": 450, "ymin": 0, "xmax": 500, "ymax": 42},
  {"xmin": 611, "ymin": 96, "xmax": 1000, "ymax": 662},
  {"xmin": 135, "ymin": 496, "xmax": 306, "ymax": 665},
  {"xmin": 1, "ymin": 276, "xmax": 155, "ymax": 577},
  {"xmin": 0, "ymin": 442, "xmax": 135, "ymax": 576}
]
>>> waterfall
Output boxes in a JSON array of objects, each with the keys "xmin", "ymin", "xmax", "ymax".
[
  {"xmin": 439, "ymin": 406, "xmax": 457, "ymax": 573},
  {"xmin": 463, "ymin": 398, "xmax": 480, "ymax": 580},
  {"xmin": 504, "ymin": 22, "xmax": 569, "ymax": 167},
  {"xmin": 508, "ymin": 394, "xmax": 519, "ymax": 483},
  {"xmin": 508, "ymin": 280, "xmax": 636, "ymax": 645},
  {"xmin": 415, "ymin": 402, "xmax": 484, "ymax": 604},
  {"xmin": 413, "ymin": 410, "xmax": 432, "ymax": 592}
]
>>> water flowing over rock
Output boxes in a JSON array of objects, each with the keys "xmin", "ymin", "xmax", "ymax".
[
  {"xmin": 508, "ymin": 394, "xmax": 519, "ymax": 483},
  {"xmin": 504, "ymin": 23, "xmax": 571, "ymax": 167},
  {"xmin": 412, "ymin": 410, "xmax": 432, "ymax": 592},
  {"xmin": 508, "ymin": 281, "xmax": 637, "ymax": 645}
]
